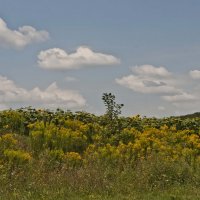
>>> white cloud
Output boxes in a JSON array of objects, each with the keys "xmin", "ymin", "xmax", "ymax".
[
  {"xmin": 38, "ymin": 46, "xmax": 120, "ymax": 69},
  {"xmin": 189, "ymin": 70, "xmax": 200, "ymax": 80},
  {"xmin": 116, "ymin": 64, "xmax": 200, "ymax": 114},
  {"xmin": 116, "ymin": 65, "xmax": 179, "ymax": 94},
  {"xmin": 132, "ymin": 65, "xmax": 171, "ymax": 77},
  {"xmin": 162, "ymin": 92, "xmax": 197, "ymax": 103},
  {"xmin": 0, "ymin": 18, "xmax": 49, "ymax": 49},
  {"xmin": 0, "ymin": 75, "xmax": 86, "ymax": 109},
  {"xmin": 116, "ymin": 74, "xmax": 179, "ymax": 94}
]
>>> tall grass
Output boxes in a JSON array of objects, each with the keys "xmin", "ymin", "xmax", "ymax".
[
  {"xmin": 1, "ymin": 154, "xmax": 200, "ymax": 200},
  {"xmin": 1, "ymin": 108, "xmax": 200, "ymax": 199}
]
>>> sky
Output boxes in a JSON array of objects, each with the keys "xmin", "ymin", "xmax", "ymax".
[{"xmin": 0, "ymin": 0, "xmax": 200, "ymax": 117}]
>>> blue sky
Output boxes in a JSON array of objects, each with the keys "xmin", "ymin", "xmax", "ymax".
[{"xmin": 0, "ymin": 0, "xmax": 200, "ymax": 116}]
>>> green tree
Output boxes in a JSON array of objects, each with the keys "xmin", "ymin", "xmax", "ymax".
[{"xmin": 102, "ymin": 93, "xmax": 124, "ymax": 135}]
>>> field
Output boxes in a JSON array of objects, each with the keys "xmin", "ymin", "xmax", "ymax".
[{"xmin": 0, "ymin": 95, "xmax": 200, "ymax": 199}]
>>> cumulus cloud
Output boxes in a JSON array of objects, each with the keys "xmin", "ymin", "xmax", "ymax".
[
  {"xmin": 0, "ymin": 75, "xmax": 86, "ymax": 109},
  {"xmin": 132, "ymin": 65, "xmax": 171, "ymax": 77},
  {"xmin": 0, "ymin": 18, "xmax": 49, "ymax": 49},
  {"xmin": 116, "ymin": 75, "xmax": 179, "ymax": 94},
  {"xmin": 116, "ymin": 64, "xmax": 200, "ymax": 114},
  {"xmin": 116, "ymin": 65, "xmax": 179, "ymax": 94},
  {"xmin": 38, "ymin": 46, "xmax": 120, "ymax": 69},
  {"xmin": 189, "ymin": 70, "xmax": 200, "ymax": 80}
]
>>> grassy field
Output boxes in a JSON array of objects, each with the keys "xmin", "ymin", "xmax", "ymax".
[
  {"xmin": 1, "ymin": 156, "xmax": 200, "ymax": 200},
  {"xmin": 0, "ymin": 104, "xmax": 200, "ymax": 199}
]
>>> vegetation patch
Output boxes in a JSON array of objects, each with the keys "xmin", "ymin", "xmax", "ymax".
[{"xmin": 0, "ymin": 94, "xmax": 200, "ymax": 199}]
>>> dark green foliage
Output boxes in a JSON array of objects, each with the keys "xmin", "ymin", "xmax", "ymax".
[
  {"xmin": 102, "ymin": 93, "xmax": 124, "ymax": 121},
  {"xmin": 102, "ymin": 93, "xmax": 124, "ymax": 135}
]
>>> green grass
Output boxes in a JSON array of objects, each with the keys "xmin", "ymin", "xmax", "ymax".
[
  {"xmin": 1, "ymin": 186, "xmax": 200, "ymax": 200},
  {"xmin": 1, "ymin": 160, "xmax": 200, "ymax": 200}
]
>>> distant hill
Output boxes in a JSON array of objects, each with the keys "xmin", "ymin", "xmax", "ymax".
[{"xmin": 178, "ymin": 112, "xmax": 200, "ymax": 119}]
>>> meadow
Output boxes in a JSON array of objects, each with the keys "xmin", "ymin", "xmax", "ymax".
[{"xmin": 0, "ymin": 94, "xmax": 200, "ymax": 200}]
